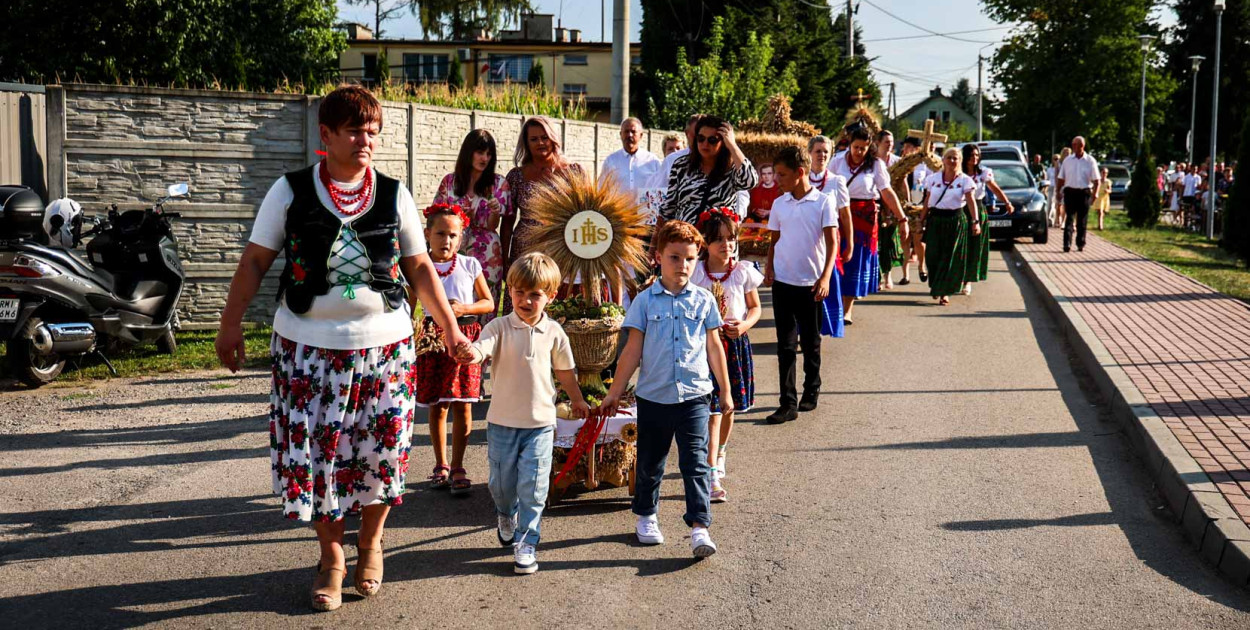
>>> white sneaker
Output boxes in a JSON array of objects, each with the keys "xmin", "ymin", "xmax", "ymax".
[
  {"xmin": 636, "ymin": 515, "xmax": 664, "ymax": 545},
  {"xmin": 961, "ymin": 284, "xmax": 972, "ymax": 296},
  {"xmin": 513, "ymin": 542, "xmax": 538, "ymax": 574},
  {"xmin": 717, "ymin": 453, "xmax": 726, "ymax": 479},
  {"xmin": 691, "ymin": 527, "xmax": 717, "ymax": 558},
  {"xmin": 497, "ymin": 513, "xmax": 517, "ymax": 546}
]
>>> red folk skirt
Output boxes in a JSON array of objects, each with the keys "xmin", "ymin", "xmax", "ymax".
[{"xmin": 415, "ymin": 318, "xmax": 483, "ymax": 406}]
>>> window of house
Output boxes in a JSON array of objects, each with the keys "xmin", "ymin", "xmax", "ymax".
[
  {"xmin": 927, "ymin": 110, "xmax": 937, "ymax": 121},
  {"xmin": 942, "ymin": 110, "xmax": 951, "ymax": 123},
  {"xmin": 563, "ymin": 83, "xmax": 588, "ymax": 96},
  {"xmin": 403, "ymin": 53, "xmax": 449, "ymax": 82},
  {"xmin": 631, "ymin": 55, "xmax": 641, "ymax": 66},
  {"xmin": 362, "ymin": 53, "xmax": 378, "ymax": 83},
  {"xmin": 564, "ymin": 54, "xmax": 588, "ymax": 65},
  {"xmin": 487, "ymin": 54, "xmax": 533, "ymax": 83}
]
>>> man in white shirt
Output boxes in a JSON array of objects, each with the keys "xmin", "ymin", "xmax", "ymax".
[
  {"xmin": 1055, "ymin": 136, "xmax": 1101, "ymax": 253},
  {"xmin": 600, "ymin": 117, "xmax": 661, "ymax": 199}
]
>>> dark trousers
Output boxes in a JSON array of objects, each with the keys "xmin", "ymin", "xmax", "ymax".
[
  {"xmin": 633, "ymin": 397, "xmax": 712, "ymax": 528},
  {"xmin": 1063, "ymin": 187, "xmax": 1092, "ymax": 250},
  {"xmin": 772, "ymin": 281, "xmax": 822, "ymax": 409}
]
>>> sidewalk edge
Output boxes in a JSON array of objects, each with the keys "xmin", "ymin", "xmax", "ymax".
[{"xmin": 1011, "ymin": 245, "xmax": 1250, "ymax": 587}]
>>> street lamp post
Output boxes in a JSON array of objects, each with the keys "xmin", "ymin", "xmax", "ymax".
[
  {"xmin": 1138, "ymin": 35, "xmax": 1156, "ymax": 152},
  {"xmin": 1207, "ymin": 0, "xmax": 1226, "ymax": 240},
  {"xmin": 1188, "ymin": 55, "xmax": 1205, "ymax": 164}
]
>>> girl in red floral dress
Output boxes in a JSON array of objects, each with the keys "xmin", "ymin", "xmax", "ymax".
[{"xmin": 416, "ymin": 204, "xmax": 494, "ymax": 495}]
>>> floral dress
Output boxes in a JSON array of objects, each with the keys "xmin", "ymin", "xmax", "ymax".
[
  {"xmin": 503, "ymin": 163, "xmax": 584, "ymax": 265},
  {"xmin": 433, "ymin": 173, "xmax": 507, "ymax": 316}
]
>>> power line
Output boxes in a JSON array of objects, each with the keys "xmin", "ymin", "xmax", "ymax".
[
  {"xmin": 860, "ymin": 0, "xmax": 1002, "ymax": 44},
  {"xmin": 862, "ymin": 26, "xmax": 1011, "ymax": 43}
]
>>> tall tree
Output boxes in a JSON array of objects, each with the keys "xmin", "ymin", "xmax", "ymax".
[
  {"xmin": 982, "ymin": 0, "xmax": 1175, "ymax": 158},
  {"xmin": 640, "ymin": 0, "xmax": 879, "ymax": 133},
  {"xmin": 1160, "ymin": 0, "xmax": 1250, "ymax": 164},
  {"xmin": 0, "ymin": 0, "xmax": 345, "ymax": 90},
  {"xmin": 408, "ymin": 0, "xmax": 532, "ymax": 40},
  {"xmin": 343, "ymin": 0, "xmax": 406, "ymax": 37},
  {"xmin": 949, "ymin": 77, "xmax": 977, "ymax": 117}
]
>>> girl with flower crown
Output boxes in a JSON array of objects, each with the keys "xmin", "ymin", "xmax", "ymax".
[
  {"xmin": 416, "ymin": 203, "xmax": 495, "ymax": 495},
  {"xmin": 690, "ymin": 206, "xmax": 762, "ymax": 503}
]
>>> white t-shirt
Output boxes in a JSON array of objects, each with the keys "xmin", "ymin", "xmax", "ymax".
[
  {"xmin": 767, "ymin": 187, "xmax": 839, "ymax": 286},
  {"xmin": 808, "ymin": 169, "xmax": 851, "ymax": 210},
  {"xmin": 650, "ymin": 147, "xmax": 689, "ymax": 190},
  {"xmin": 1183, "ymin": 173, "xmax": 1200, "ymax": 197},
  {"xmin": 250, "ymin": 164, "xmax": 425, "ymax": 350},
  {"xmin": 831, "ymin": 153, "xmax": 891, "ymax": 200},
  {"xmin": 1058, "ymin": 153, "xmax": 1101, "ymax": 189},
  {"xmin": 969, "ymin": 167, "xmax": 995, "ymax": 199},
  {"xmin": 924, "ymin": 171, "xmax": 977, "ymax": 210},
  {"xmin": 690, "ymin": 260, "xmax": 764, "ymax": 322},
  {"xmin": 600, "ymin": 147, "xmax": 661, "ymax": 197},
  {"xmin": 431, "ymin": 254, "xmax": 481, "ymax": 306}
]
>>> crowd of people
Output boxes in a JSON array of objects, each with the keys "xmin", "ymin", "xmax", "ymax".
[{"xmin": 212, "ymin": 85, "xmax": 1020, "ymax": 611}]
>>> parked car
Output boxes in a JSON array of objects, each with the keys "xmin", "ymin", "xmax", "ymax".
[
  {"xmin": 960, "ymin": 141, "xmax": 1028, "ymax": 165},
  {"xmin": 1103, "ymin": 163, "xmax": 1131, "ymax": 200},
  {"xmin": 981, "ymin": 159, "xmax": 1049, "ymax": 244}
]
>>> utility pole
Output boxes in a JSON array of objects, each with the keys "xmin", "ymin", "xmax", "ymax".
[
  {"xmin": 846, "ymin": 0, "xmax": 854, "ymax": 60},
  {"xmin": 1207, "ymin": 0, "xmax": 1226, "ymax": 240},
  {"xmin": 610, "ymin": 0, "xmax": 629, "ymax": 123},
  {"xmin": 602, "ymin": 0, "xmax": 606, "ymax": 42},
  {"xmin": 888, "ymin": 82, "xmax": 897, "ymax": 120},
  {"xmin": 977, "ymin": 55, "xmax": 983, "ymax": 142}
]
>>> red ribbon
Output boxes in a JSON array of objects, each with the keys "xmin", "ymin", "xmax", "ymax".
[{"xmin": 552, "ymin": 409, "xmax": 608, "ymax": 489}]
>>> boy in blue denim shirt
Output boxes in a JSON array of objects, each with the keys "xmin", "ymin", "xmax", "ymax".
[{"xmin": 601, "ymin": 220, "xmax": 734, "ymax": 558}]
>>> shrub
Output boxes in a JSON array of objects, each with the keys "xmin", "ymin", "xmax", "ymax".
[{"xmin": 1125, "ymin": 148, "xmax": 1160, "ymax": 228}]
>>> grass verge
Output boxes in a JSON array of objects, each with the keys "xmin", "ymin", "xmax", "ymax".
[
  {"xmin": 1097, "ymin": 209, "xmax": 1250, "ymax": 303},
  {"xmin": 0, "ymin": 326, "xmax": 273, "ymax": 382}
]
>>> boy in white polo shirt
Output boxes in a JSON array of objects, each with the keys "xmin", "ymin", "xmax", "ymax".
[
  {"xmin": 764, "ymin": 145, "xmax": 842, "ymax": 424},
  {"xmin": 455, "ymin": 252, "xmax": 590, "ymax": 574}
]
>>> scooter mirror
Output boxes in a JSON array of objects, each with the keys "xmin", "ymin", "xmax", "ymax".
[{"xmin": 167, "ymin": 183, "xmax": 189, "ymax": 197}]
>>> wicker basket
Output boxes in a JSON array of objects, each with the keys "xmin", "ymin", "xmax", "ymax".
[{"xmin": 561, "ymin": 315, "xmax": 624, "ymax": 373}]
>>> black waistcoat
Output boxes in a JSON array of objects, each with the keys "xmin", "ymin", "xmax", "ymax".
[{"xmin": 276, "ymin": 165, "xmax": 405, "ymax": 314}]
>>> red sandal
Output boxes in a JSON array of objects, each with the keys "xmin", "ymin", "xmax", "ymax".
[
  {"xmin": 449, "ymin": 467, "xmax": 472, "ymax": 496},
  {"xmin": 429, "ymin": 465, "xmax": 450, "ymax": 489}
]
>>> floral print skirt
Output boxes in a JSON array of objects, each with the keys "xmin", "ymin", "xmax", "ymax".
[
  {"xmin": 269, "ymin": 333, "xmax": 417, "ymax": 522},
  {"xmin": 710, "ymin": 334, "xmax": 755, "ymax": 414}
]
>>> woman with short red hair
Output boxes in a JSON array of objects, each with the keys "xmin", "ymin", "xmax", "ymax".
[{"xmin": 215, "ymin": 85, "xmax": 467, "ymax": 612}]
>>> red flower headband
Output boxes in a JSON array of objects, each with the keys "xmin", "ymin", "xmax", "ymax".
[
  {"xmin": 423, "ymin": 203, "xmax": 470, "ymax": 228},
  {"xmin": 696, "ymin": 206, "xmax": 739, "ymax": 228}
]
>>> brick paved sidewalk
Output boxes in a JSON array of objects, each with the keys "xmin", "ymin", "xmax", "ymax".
[{"xmin": 1017, "ymin": 230, "xmax": 1250, "ymax": 525}]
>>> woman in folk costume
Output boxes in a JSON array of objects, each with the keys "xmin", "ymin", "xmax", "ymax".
[
  {"xmin": 807, "ymin": 134, "xmax": 854, "ymax": 264},
  {"xmin": 830, "ymin": 124, "xmax": 907, "ymax": 324},
  {"xmin": 921, "ymin": 148, "xmax": 979, "ymax": 306},
  {"xmin": 875, "ymin": 130, "xmax": 905, "ymax": 291},
  {"xmin": 959, "ymin": 144, "xmax": 1013, "ymax": 295},
  {"xmin": 214, "ymin": 86, "xmax": 469, "ymax": 611}
]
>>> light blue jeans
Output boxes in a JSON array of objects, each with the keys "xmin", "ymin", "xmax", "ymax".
[{"xmin": 487, "ymin": 423, "xmax": 554, "ymax": 546}]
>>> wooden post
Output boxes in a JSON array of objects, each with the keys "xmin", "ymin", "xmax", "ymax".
[
  {"xmin": 304, "ymin": 95, "xmax": 321, "ymax": 166},
  {"xmin": 44, "ymin": 85, "xmax": 66, "ymax": 201}
]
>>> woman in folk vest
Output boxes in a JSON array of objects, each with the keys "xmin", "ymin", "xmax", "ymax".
[{"xmin": 214, "ymin": 85, "xmax": 468, "ymax": 612}]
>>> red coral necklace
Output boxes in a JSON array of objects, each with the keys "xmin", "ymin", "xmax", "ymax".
[
  {"xmin": 319, "ymin": 161, "xmax": 373, "ymax": 216},
  {"xmin": 434, "ymin": 256, "xmax": 457, "ymax": 278}
]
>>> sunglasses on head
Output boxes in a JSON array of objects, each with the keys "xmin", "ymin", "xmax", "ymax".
[{"xmin": 696, "ymin": 134, "xmax": 722, "ymax": 145}]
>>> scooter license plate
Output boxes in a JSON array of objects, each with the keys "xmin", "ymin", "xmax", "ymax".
[{"xmin": 0, "ymin": 299, "xmax": 17, "ymax": 322}]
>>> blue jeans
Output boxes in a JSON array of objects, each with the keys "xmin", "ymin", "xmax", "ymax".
[
  {"xmin": 632, "ymin": 397, "xmax": 712, "ymax": 528},
  {"xmin": 487, "ymin": 423, "xmax": 553, "ymax": 546}
]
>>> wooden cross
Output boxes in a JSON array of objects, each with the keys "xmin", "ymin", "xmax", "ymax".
[
  {"xmin": 850, "ymin": 88, "xmax": 873, "ymax": 104},
  {"xmin": 907, "ymin": 119, "xmax": 948, "ymax": 155}
]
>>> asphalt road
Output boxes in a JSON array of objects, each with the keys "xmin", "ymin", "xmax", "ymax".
[{"xmin": 2, "ymin": 247, "xmax": 1249, "ymax": 629}]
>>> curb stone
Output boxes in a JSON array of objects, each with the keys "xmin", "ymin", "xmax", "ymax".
[{"xmin": 1011, "ymin": 244, "xmax": 1250, "ymax": 588}]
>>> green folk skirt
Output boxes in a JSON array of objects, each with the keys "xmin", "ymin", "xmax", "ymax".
[
  {"xmin": 964, "ymin": 202, "xmax": 990, "ymax": 283},
  {"xmin": 878, "ymin": 222, "xmax": 904, "ymax": 275},
  {"xmin": 923, "ymin": 210, "xmax": 969, "ymax": 298}
]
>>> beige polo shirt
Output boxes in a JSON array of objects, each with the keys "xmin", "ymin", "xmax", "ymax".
[{"xmin": 469, "ymin": 312, "xmax": 576, "ymax": 429}]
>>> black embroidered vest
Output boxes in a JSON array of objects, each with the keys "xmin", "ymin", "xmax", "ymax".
[{"xmin": 276, "ymin": 165, "xmax": 405, "ymax": 315}]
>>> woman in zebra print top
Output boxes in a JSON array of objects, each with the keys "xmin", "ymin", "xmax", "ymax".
[{"xmin": 658, "ymin": 116, "xmax": 759, "ymax": 229}]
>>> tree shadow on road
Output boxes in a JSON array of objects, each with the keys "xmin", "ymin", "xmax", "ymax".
[{"xmin": 929, "ymin": 252, "xmax": 1250, "ymax": 612}]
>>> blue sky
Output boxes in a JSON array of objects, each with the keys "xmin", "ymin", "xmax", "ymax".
[{"xmin": 337, "ymin": 1, "xmax": 1179, "ymax": 114}]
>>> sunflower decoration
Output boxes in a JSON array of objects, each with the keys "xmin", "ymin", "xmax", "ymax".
[
  {"xmin": 619, "ymin": 422, "xmax": 638, "ymax": 444},
  {"xmin": 526, "ymin": 168, "xmax": 651, "ymax": 304}
]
